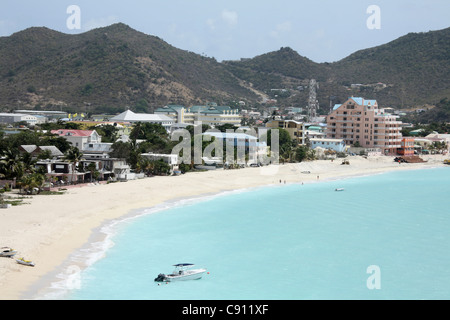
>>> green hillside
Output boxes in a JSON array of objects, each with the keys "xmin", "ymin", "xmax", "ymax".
[
  {"xmin": 0, "ymin": 23, "xmax": 258, "ymax": 113},
  {"xmin": 225, "ymin": 27, "xmax": 450, "ymax": 111},
  {"xmin": 0, "ymin": 23, "xmax": 449, "ymax": 115}
]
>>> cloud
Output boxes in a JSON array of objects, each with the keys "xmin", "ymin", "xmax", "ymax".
[
  {"xmin": 221, "ymin": 10, "xmax": 238, "ymax": 27},
  {"xmin": 206, "ymin": 9, "xmax": 238, "ymax": 32},
  {"xmin": 82, "ymin": 16, "xmax": 119, "ymax": 32},
  {"xmin": 270, "ymin": 21, "xmax": 292, "ymax": 38}
]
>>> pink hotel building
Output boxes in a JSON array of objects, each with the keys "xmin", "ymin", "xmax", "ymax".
[{"xmin": 326, "ymin": 97, "xmax": 403, "ymax": 155}]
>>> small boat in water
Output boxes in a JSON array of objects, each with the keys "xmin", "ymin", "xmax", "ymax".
[
  {"xmin": 155, "ymin": 263, "xmax": 206, "ymax": 282},
  {"xmin": 16, "ymin": 257, "xmax": 35, "ymax": 267},
  {"xmin": 335, "ymin": 188, "xmax": 345, "ymax": 191},
  {"xmin": 0, "ymin": 247, "xmax": 18, "ymax": 257}
]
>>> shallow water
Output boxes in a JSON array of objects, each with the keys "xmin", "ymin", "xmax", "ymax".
[{"xmin": 42, "ymin": 167, "xmax": 450, "ymax": 300}]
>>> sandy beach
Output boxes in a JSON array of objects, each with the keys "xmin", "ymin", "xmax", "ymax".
[{"xmin": 0, "ymin": 155, "xmax": 447, "ymax": 300}]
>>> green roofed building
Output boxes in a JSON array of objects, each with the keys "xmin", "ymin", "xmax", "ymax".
[{"xmin": 155, "ymin": 104, "xmax": 241, "ymax": 127}]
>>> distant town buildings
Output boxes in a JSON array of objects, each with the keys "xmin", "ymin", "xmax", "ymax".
[
  {"xmin": 0, "ymin": 113, "xmax": 41, "ymax": 126},
  {"xmin": 309, "ymin": 138, "xmax": 347, "ymax": 153},
  {"xmin": 110, "ymin": 110, "xmax": 174, "ymax": 132},
  {"xmin": 154, "ymin": 103, "xmax": 241, "ymax": 127},
  {"xmin": 51, "ymin": 129, "xmax": 102, "ymax": 150},
  {"xmin": 2, "ymin": 96, "xmax": 447, "ymax": 166},
  {"xmin": 265, "ymin": 119, "xmax": 305, "ymax": 145}
]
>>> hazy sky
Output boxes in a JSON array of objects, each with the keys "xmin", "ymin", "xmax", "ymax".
[{"xmin": 0, "ymin": 0, "xmax": 449, "ymax": 63}]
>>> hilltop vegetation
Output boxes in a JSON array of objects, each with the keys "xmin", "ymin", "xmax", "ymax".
[
  {"xmin": 0, "ymin": 23, "xmax": 449, "ymax": 116},
  {"xmin": 0, "ymin": 23, "xmax": 258, "ymax": 112},
  {"xmin": 401, "ymin": 98, "xmax": 450, "ymax": 125},
  {"xmin": 225, "ymin": 28, "xmax": 450, "ymax": 112}
]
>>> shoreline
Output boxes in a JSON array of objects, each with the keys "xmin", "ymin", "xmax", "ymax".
[
  {"xmin": 27, "ymin": 189, "xmax": 260, "ymax": 300},
  {"xmin": 0, "ymin": 155, "xmax": 447, "ymax": 300}
]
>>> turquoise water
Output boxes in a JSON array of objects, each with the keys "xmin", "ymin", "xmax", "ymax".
[{"xmin": 53, "ymin": 167, "xmax": 450, "ymax": 300}]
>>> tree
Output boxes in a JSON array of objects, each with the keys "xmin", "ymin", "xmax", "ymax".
[
  {"xmin": 110, "ymin": 140, "xmax": 141, "ymax": 170},
  {"xmin": 134, "ymin": 99, "xmax": 149, "ymax": 113},
  {"xmin": 64, "ymin": 147, "xmax": 84, "ymax": 184},
  {"xmin": 93, "ymin": 124, "xmax": 119, "ymax": 143},
  {"xmin": 86, "ymin": 162, "xmax": 99, "ymax": 182},
  {"xmin": 135, "ymin": 157, "xmax": 154, "ymax": 175},
  {"xmin": 130, "ymin": 122, "xmax": 164, "ymax": 140},
  {"xmin": 0, "ymin": 131, "xmax": 40, "ymax": 151},
  {"xmin": 40, "ymin": 136, "xmax": 72, "ymax": 153},
  {"xmin": 0, "ymin": 149, "xmax": 24, "ymax": 180},
  {"xmin": 265, "ymin": 128, "xmax": 293, "ymax": 149},
  {"xmin": 129, "ymin": 122, "xmax": 174, "ymax": 153},
  {"xmin": 110, "ymin": 141, "xmax": 132, "ymax": 159},
  {"xmin": 294, "ymin": 146, "xmax": 308, "ymax": 162},
  {"xmin": 152, "ymin": 160, "xmax": 170, "ymax": 175},
  {"xmin": 37, "ymin": 149, "xmax": 53, "ymax": 161},
  {"xmin": 18, "ymin": 172, "xmax": 45, "ymax": 195},
  {"xmin": 263, "ymin": 128, "xmax": 296, "ymax": 163},
  {"xmin": 20, "ymin": 152, "xmax": 36, "ymax": 174}
]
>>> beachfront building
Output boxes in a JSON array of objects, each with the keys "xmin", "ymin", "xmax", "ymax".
[
  {"xmin": 201, "ymin": 131, "xmax": 268, "ymax": 165},
  {"xmin": 425, "ymin": 133, "xmax": 450, "ymax": 154},
  {"xmin": 82, "ymin": 142, "xmax": 113, "ymax": 159},
  {"xmin": 141, "ymin": 153, "xmax": 179, "ymax": 174},
  {"xmin": 397, "ymin": 138, "xmax": 415, "ymax": 156},
  {"xmin": 265, "ymin": 119, "xmax": 305, "ymax": 145},
  {"xmin": 35, "ymin": 159, "xmax": 87, "ymax": 184},
  {"xmin": 51, "ymin": 129, "xmax": 102, "ymax": 150},
  {"xmin": 413, "ymin": 133, "xmax": 450, "ymax": 154},
  {"xmin": 326, "ymin": 97, "xmax": 403, "ymax": 155},
  {"xmin": 154, "ymin": 104, "xmax": 241, "ymax": 127},
  {"xmin": 110, "ymin": 110, "xmax": 174, "ymax": 132},
  {"xmin": 309, "ymin": 138, "xmax": 347, "ymax": 153}
]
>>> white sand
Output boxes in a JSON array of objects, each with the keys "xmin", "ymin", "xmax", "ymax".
[{"xmin": 0, "ymin": 155, "xmax": 446, "ymax": 299}]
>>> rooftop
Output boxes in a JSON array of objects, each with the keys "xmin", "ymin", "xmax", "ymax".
[
  {"xmin": 110, "ymin": 110, "xmax": 173, "ymax": 123},
  {"xmin": 188, "ymin": 105, "xmax": 235, "ymax": 114},
  {"xmin": 51, "ymin": 129, "xmax": 96, "ymax": 137}
]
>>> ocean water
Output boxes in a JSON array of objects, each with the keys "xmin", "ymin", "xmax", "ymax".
[{"xmin": 44, "ymin": 167, "xmax": 450, "ymax": 300}]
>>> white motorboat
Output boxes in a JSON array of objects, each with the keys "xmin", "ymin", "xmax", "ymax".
[
  {"xmin": 155, "ymin": 263, "xmax": 207, "ymax": 282},
  {"xmin": 0, "ymin": 247, "xmax": 18, "ymax": 257},
  {"xmin": 16, "ymin": 257, "xmax": 35, "ymax": 267},
  {"xmin": 335, "ymin": 188, "xmax": 345, "ymax": 191}
]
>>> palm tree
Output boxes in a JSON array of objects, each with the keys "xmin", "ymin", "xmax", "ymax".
[
  {"xmin": 64, "ymin": 147, "xmax": 84, "ymax": 184},
  {"xmin": 0, "ymin": 148, "xmax": 24, "ymax": 180},
  {"xmin": 32, "ymin": 172, "xmax": 45, "ymax": 193},
  {"xmin": 20, "ymin": 152, "xmax": 36, "ymax": 174},
  {"xmin": 86, "ymin": 162, "xmax": 98, "ymax": 182},
  {"xmin": 18, "ymin": 174, "xmax": 34, "ymax": 194},
  {"xmin": 18, "ymin": 173, "xmax": 44, "ymax": 195},
  {"xmin": 137, "ymin": 158, "xmax": 154, "ymax": 176}
]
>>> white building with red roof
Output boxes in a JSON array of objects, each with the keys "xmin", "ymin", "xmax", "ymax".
[{"xmin": 51, "ymin": 129, "xmax": 102, "ymax": 150}]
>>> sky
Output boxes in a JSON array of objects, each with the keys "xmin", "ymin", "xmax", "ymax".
[{"xmin": 0, "ymin": 0, "xmax": 449, "ymax": 63}]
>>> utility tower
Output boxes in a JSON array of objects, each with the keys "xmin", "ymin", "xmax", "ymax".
[{"xmin": 307, "ymin": 79, "xmax": 319, "ymax": 122}]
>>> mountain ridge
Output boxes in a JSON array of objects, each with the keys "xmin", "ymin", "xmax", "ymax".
[{"xmin": 0, "ymin": 23, "xmax": 449, "ymax": 114}]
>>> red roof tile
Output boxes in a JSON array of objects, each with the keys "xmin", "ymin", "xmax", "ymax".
[{"xmin": 51, "ymin": 129, "xmax": 95, "ymax": 137}]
